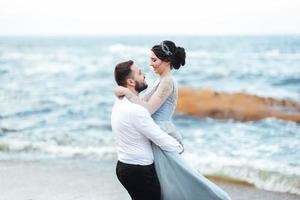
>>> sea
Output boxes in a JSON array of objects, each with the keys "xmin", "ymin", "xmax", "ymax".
[{"xmin": 0, "ymin": 35, "xmax": 299, "ymax": 195}]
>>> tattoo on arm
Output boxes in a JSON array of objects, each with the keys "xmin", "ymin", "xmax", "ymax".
[
  {"xmin": 124, "ymin": 89, "xmax": 149, "ymax": 109},
  {"xmin": 142, "ymin": 88, "xmax": 155, "ymax": 101},
  {"xmin": 126, "ymin": 92, "xmax": 135, "ymax": 101},
  {"xmin": 123, "ymin": 77, "xmax": 174, "ymax": 114},
  {"xmin": 157, "ymin": 78, "xmax": 173, "ymax": 99}
]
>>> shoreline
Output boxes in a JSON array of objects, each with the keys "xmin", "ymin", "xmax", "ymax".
[{"xmin": 0, "ymin": 159, "xmax": 299, "ymax": 200}]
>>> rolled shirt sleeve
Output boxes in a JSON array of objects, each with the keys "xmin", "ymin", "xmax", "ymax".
[{"xmin": 132, "ymin": 106, "xmax": 183, "ymax": 153}]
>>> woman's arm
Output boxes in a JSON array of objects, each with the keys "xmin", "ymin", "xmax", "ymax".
[
  {"xmin": 141, "ymin": 87, "xmax": 156, "ymax": 101},
  {"xmin": 115, "ymin": 77, "xmax": 174, "ymax": 114}
]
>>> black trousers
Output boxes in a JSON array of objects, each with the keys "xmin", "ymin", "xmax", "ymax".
[{"xmin": 116, "ymin": 161, "xmax": 161, "ymax": 200}]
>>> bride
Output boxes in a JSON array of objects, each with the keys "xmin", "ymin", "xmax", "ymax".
[{"xmin": 115, "ymin": 40, "xmax": 231, "ymax": 200}]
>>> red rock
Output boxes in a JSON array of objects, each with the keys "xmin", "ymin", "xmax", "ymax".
[{"xmin": 176, "ymin": 88, "xmax": 300, "ymax": 123}]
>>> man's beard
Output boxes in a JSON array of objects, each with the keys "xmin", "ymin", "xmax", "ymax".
[{"xmin": 135, "ymin": 80, "xmax": 148, "ymax": 93}]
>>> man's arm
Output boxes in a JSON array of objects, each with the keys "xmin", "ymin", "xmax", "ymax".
[{"xmin": 132, "ymin": 106, "xmax": 183, "ymax": 153}]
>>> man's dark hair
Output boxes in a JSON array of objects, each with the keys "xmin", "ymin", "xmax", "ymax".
[{"xmin": 114, "ymin": 60, "xmax": 134, "ymax": 87}]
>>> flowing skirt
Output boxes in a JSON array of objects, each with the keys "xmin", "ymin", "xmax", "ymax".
[{"xmin": 152, "ymin": 143, "xmax": 231, "ymax": 200}]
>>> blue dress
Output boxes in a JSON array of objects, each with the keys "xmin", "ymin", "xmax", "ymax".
[{"xmin": 146, "ymin": 77, "xmax": 231, "ymax": 200}]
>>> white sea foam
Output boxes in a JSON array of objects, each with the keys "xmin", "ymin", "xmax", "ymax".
[
  {"xmin": 0, "ymin": 138, "xmax": 116, "ymax": 160},
  {"xmin": 183, "ymin": 152, "xmax": 300, "ymax": 195},
  {"xmin": 1, "ymin": 134, "xmax": 299, "ymax": 194}
]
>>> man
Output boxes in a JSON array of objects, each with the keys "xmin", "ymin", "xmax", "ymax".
[{"xmin": 111, "ymin": 60, "xmax": 183, "ymax": 200}]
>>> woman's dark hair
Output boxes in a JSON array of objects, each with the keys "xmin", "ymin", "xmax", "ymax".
[
  {"xmin": 114, "ymin": 60, "xmax": 134, "ymax": 87},
  {"xmin": 151, "ymin": 40, "xmax": 186, "ymax": 70}
]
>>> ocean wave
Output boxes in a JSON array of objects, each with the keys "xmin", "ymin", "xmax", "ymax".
[
  {"xmin": 272, "ymin": 77, "xmax": 300, "ymax": 86},
  {"xmin": 253, "ymin": 50, "xmax": 300, "ymax": 59},
  {"xmin": 0, "ymin": 127, "xmax": 19, "ymax": 133},
  {"xmin": 0, "ymin": 140, "xmax": 116, "ymax": 160},
  {"xmin": 188, "ymin": 49, "xmax": 300, "ymax": 60},
  {"xmin": 1, "ymin": 136, "xmax": 299, "ymax": 195},
  {"xmin": 0, "ymin": 51, "xmax": 57, "ymax": 63},
  {"xmin": 17, "ymin": 108, "xmax": 53, "ymax": 117},
  {"xmin": 183, "ymin": 153, "xmax": 300, "ymax": 195},
  {"xmin": 1, "ymin": 139, "xmax": 298, "ymax": 195},
  {"xmin": 185, "ymin": 61, "xmax": 300, "ymax": 85},
  {"xmin": 0, "ymin": 128, "xmax": 18, "ymax": 136},
  {"xmin": 2, "ymin": 107, "xmax": 53, "ymax": 119},
  {"xmin": 188, "ymin": 50, "xmax": 234, "ymax": 59},
  {"xmin": 0, "ymin": 69, "xmax": 8, "ymax": 75}
]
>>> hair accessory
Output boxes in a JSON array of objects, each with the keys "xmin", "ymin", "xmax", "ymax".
[{"xmin": 160, "ymin": 41, "xmax": 173, "ymax": 56}]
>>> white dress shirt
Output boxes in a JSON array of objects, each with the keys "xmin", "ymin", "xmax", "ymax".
[{"xmin": 111, "ymin": 97, "xmax": 183, "ymax": 165}]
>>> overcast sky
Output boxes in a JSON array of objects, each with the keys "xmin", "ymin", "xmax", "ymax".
[{"xmin": 1, "ymin": 0, "xmax": 300, "ymax": 35}]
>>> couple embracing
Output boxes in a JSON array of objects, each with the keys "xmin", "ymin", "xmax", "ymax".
[{"xmin": 111, "ymin": 40, "xmax": 231, "ymax": 200}]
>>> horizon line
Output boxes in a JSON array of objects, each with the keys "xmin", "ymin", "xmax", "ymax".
[{"xmin": 1, "ymin": 33, "xmax": 300, "ymax": 38}]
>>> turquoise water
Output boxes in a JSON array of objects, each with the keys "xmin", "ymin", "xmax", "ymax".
[{"xmin": 0, "ymin": 36, "xmax": 299, "ymax": 194}]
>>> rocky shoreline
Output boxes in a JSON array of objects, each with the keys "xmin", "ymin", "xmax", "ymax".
[{"xmin": 177, "ymin": 88, "xmax": 300, "ymax": 123}]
